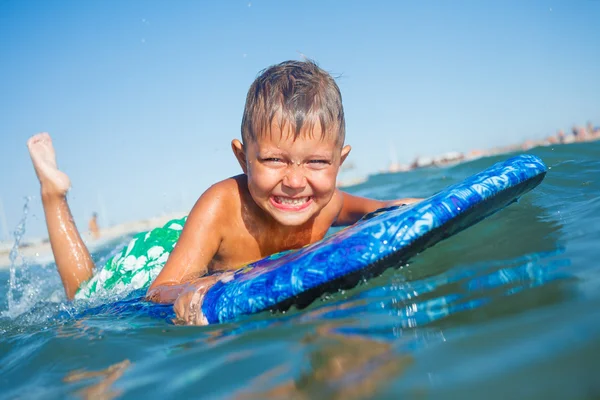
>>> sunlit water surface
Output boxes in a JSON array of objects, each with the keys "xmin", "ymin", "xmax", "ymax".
[{"xmin": 1, "ymin": 142, "xmax": 599, "ymax": 399}]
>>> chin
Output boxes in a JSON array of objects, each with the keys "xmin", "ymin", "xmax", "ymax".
[
  {"xmin": 267, "ymin": 205, "xmax": 321, "ymax": 226},
  {"xmin": 268, "ymin": 209, "xmax": 315, "ymax": 226},
  {"xmin": 273, "ymin": 216, "xmax": 312, "ymax": 226}
]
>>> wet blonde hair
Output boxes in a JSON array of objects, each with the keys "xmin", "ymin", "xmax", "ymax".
[{"xmin": 241, "ymin": 60, "xmax": 345, "ymax": 147}]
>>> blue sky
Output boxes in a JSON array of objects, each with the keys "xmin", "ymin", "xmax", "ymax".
[{"xmin": 1, "ymin": 0, "xmax": 599, "ymax": 240}]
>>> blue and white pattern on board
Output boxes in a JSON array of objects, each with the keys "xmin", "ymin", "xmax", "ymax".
[{"xmin": 201, "ymin": 154, "xmax": 547, "ymax": 324}]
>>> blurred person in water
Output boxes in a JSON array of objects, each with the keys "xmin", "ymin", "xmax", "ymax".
[
  {"xmin": 88, "ymin": 212, "xmax": 100, "ymax": 240},
  {"xmin": 27, "ymin": 60, "xmax": 421, "ymax": 325}
]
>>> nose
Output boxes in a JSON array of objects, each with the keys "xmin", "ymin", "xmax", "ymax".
[{"xmin": 282, "ymin": 164, "xmax": 307, "ymax": 189}]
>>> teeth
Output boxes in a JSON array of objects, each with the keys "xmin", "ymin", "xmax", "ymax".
[{"xmin": 274, "ymin": 196, "xmax": 309, "ymax": 205}]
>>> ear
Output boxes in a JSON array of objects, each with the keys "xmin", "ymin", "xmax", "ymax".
[
  {"xmin": 339, "ymin": 145, "xmax": 351, "ymax": 166},
  {"xmin": 231, "ymin": 139, "xmax": 248, "ymax": 174}
]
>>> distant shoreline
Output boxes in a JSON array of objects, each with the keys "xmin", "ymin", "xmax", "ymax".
[
  {"xmin": 337, "ymin": 124, "xmax": 600, "ymax": 188},
  {"xmin": 385, "ymin": 125, "xmax": 600, "ymax": 174}
]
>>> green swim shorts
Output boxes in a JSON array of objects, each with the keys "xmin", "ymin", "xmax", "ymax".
[{"xmin": 75, "ymin": 216, "xmax": 187, "ymax": 300}]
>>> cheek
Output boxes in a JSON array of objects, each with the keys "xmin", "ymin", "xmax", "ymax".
[
  {"xmin": 247, "ymin": 165, "xmax": 282, "ymax": 194},
  {"xmin": 309, "ymin": 169, "xmax": 339, "ymax": 195}
]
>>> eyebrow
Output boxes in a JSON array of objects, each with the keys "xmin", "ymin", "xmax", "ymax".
[
  {"xmin": 257, "ymin": 149, "xmax": 285, "ymax": 156},
  {"xmin": 257, "ymin": 151, "xmax": 334, "ymax": 160},
  {"xmin": 306, "ymin": 153, "xmax": 334, "ymax": 159}
]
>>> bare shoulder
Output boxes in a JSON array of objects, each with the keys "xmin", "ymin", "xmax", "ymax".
[
  {"xmin": 202, "ymin": 175, "xmax": 247, "ymax": 202},
  {"xmin": 186, "ymin": 175, "xmax": 248, "ymax": 227}
]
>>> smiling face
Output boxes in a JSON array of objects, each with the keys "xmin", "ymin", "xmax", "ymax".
[{"xmin": 232, "ymin": 123, "xmax": 351, "ymax": 227}]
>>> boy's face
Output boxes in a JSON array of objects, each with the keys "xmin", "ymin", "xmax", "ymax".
[{"xmin": 232, "ymin": 123, "xmax": 350, "ymax": 226}]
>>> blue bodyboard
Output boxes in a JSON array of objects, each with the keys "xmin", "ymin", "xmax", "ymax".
[{"xmin": 200, "ymin": 154, "xmax": 547, "ymax": 324}]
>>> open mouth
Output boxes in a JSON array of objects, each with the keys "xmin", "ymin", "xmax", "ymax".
[{"xmin": 270, "ymin": 196, "xmax": 313, "ymax": 211}]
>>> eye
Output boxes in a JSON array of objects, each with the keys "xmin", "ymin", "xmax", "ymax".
[
  {"xmin": 306, "ymin": 159, "xmax": 331, "ymax": 169},
  {"xmin": 261, "ymin": 157, "xmax": 286, "ymax": 165}
]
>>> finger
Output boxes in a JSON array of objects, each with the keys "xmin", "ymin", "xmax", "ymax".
[
  {"xmin": 189, "ymin": 290, "xmax": 201, "ymax": 324},
  {"xmin": 190, "ymin": 290, "xmax": 210, "ymax": 325},
  {"xmin": 173, "ymin": 302, "xmax": 183, "ymax": 320}
]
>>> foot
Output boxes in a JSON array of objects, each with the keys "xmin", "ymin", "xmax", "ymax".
[{"xmin": 27, "ymin": 133, "xmax": 71, "ymax": 197}]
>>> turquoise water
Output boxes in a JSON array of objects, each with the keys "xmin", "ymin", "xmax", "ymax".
[{"xmin": 1, "ymin": 142, "xmax": 599, "ymax": 399}]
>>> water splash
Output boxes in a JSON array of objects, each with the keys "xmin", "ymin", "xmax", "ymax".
[
  {"xmin": 2, "ymin": 197, "xmax": 68, "ymax": 324},
  {"xmin": 5, "ymin": 197, "xmax": 31, "ymax": 315}
]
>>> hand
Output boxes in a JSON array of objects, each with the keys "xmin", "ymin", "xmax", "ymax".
[{"xmin": 173, "ymin": 275, "xmax": 220, "ymax": 325}]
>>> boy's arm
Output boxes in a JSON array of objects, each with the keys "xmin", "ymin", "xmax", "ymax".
[
  {"xmin": 333, "ymin": 190, "xmax": 422, "ymax": 227},
  {"xmin": 146, "ymin": 184, "xmax": 226, "ymax": 304}
]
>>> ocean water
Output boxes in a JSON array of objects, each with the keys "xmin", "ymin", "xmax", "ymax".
[{"xmin": 1, "ymin": 142, "xmax": 599, "ymax": 399}]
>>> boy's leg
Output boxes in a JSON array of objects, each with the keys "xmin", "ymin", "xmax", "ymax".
[{"xmin": 27, "ymin": 133, "xmax": 95, "ymax": 299}]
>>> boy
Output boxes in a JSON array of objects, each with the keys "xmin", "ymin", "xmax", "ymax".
[{"xmin": 27, "ymin": 60, "xmax": 419, "ymax": 325}]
